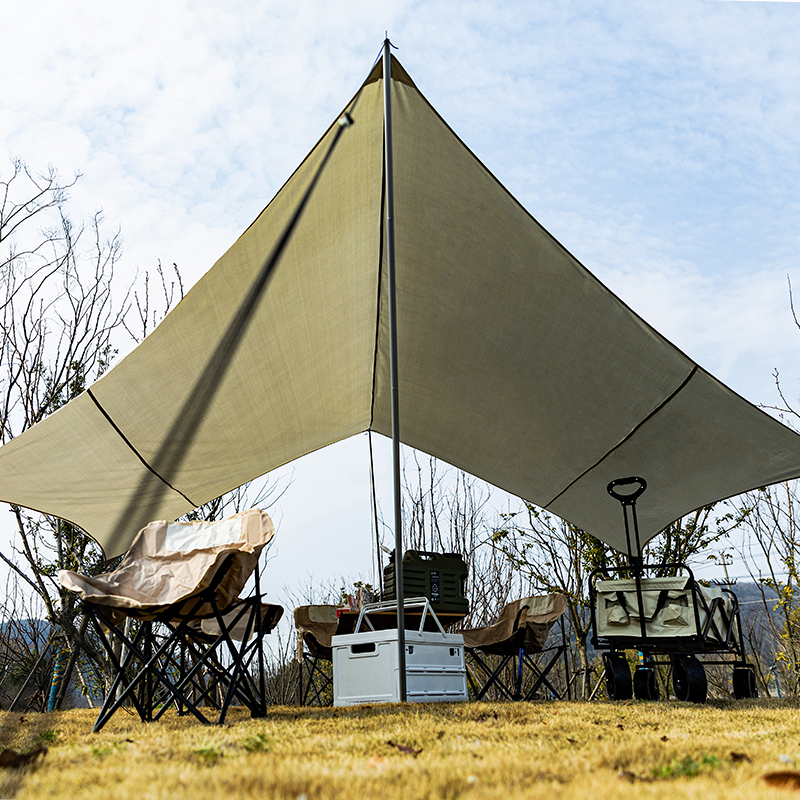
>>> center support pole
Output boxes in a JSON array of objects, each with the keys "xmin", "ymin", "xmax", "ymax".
[{"xmin": 382, "ymin": 37, "xmax": 407, "ymax": 702}]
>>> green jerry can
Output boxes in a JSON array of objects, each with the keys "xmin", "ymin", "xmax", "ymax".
[{"xmin": 382, "ymin": 550, "xmax": 469, "ymax": 616}]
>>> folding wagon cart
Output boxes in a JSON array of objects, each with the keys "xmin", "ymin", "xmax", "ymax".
[{"xmin": 589, "ymin": 477, "xmax": 757, "ymax": 703}]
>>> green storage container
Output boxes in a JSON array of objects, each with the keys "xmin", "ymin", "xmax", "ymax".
[{"xmin": 382, "ymin": 550, "xmax": 469, "ymax": 616}]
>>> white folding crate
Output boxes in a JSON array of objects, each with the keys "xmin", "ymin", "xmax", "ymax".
[{"xmin": 332, "ymin": 598, "xmax": 468, "ymax": 706}]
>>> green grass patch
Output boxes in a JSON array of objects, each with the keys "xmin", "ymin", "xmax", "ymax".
[
  {"xmin": 653, "ymin": 753, "xmax": 723, "ymax": 779},
  {"xmin": 193, "ymin": 746, "xmax": 223, "ymax": 765},
  {"xmin": 242, "ymin": 733, "xmax": 270, "ymax": 753}
]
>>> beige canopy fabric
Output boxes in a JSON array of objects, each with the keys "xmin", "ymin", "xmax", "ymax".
[
  {"xmin": 3, "ymin": 56, "xmax": 800, "ymax": 557},
  {"xmin": 58, "ymin": 509, "xmax": 275, "ymax": 619}
]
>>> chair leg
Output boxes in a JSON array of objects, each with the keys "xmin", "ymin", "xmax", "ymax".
[
  {"xmin": 523, "ymin": 645, "xmax": 567, "ymax": 701},
  {"xmin": 151, "ymin": 633, "xmax": 218, "ymax": 719},
  {"xmin": 217, "ymin": 604, "xmax": 258, "ymax": 724},
  {"xmin": 88, "ymin": 614, "xmax": 157, "ymax": 731},
  {"xmin": 300, "ymin": 655, "xmax": 317, "ymax": 706},
  {"xmin": 215, "ymin": 598, "xmax": 275, "ymax": 722},
  {"xmin": 300, "ymin": 654, "xmax": 332, "ymax": 706},
  {"xmin": 84, "ymin": 579, "xmax": 278, "ymax": 730},
  {"xmin": 97, "ymin": 615, "xmax": 214, "ymax": 730},
  {"xmin": 464, "ymin": 649, "xmax": 515, "ymax": 701},
  {"xmin": 153, "ymin": 634, "xmax": 224, "ymax": 719},
  {"xmin": 164, "ymin": 597, "xmax": 266, "ymax": 724},
  {"xmin": 142, "ymin": 622, "xmax": 154, "ymax": 721},
  {"xmin": 254, "ymin": 570, "xmax": 267, "ymax": 717}
]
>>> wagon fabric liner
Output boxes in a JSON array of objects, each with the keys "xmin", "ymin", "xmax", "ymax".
[{"xmin": 595, "ymin": 577, "xmax": 735, "ymax": 642}]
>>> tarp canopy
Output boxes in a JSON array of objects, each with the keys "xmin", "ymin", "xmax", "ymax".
[{"xmin": 3, "ymin": 56, "xmax": 800, "ymax": 558}]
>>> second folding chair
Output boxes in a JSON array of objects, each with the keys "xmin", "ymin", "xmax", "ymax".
[{"xmin": 462, "ymin": 595, "xmax": 569, "ymax": 701}]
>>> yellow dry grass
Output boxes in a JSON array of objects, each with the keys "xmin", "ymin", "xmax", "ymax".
[{"xmin": 2, "ymin": 699, "xmax": 800, "ymax": 799}]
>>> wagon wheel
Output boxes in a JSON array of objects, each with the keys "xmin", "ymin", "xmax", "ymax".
[
  {"xmin": 633, "ymin": 666, "xmax": 659, "ymax": 700},
  {"xmin": 604, "ymin": 652, "xmax": 632, "ymax": 700},
  {"xmin": 732, "ymin": 666, "xmax": 758, "ymax": 699},
  {"xmin": 671, "ymin": 655, "xmax": 707, "ymax": 703}
]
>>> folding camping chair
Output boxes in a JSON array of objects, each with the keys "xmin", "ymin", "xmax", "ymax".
[
  {"xmin": 59, "ymin": 509, "xmax": 283, "ymax": 731},
  {"xmin": 294, "ymin": 605, "xmax": 338, "ymax": 706},
  {"xmin": 462, "ymin": 595, "xmax": 570, "ymax": 701}
]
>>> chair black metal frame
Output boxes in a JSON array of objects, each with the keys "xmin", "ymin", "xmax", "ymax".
[
  {"xmin": 83, "ymin": 554, "xmax": 280, "ymax": 732},
  {"xmin": 465, "ymin": 617, "xmax": 571, "ymax": 702},
  {"xmin": 298, "ymin": 651, "xmax": 334, "ymax": 706}
]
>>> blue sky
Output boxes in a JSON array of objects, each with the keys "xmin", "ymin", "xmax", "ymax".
[{"xmin": 3, "ymin": 0, "xmax": 800, "ymax": 595}]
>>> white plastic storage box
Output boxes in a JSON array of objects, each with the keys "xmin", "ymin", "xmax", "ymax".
[{"xmin": 332, "ymin": 628, "xmax": 468, "ymax": 706}]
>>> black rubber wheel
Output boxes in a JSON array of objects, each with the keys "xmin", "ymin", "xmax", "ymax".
[
  {"xmin": 732, "ymin": 666, "xmax": 758, "ymax": 699},
  {"xmin": 633, "ymin": 666, "xmax": 659, "ymax": 700},
  {"xmin": 604, "ymin": 652, "xmax": 632, "ymax": 700},
  {"xmin": 671, "ymin": 655, "xmax": 707, "ymax": 703}
]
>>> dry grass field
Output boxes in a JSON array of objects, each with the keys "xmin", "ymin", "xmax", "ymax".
[{"xmin": 2, "ymin": 699, "xmax": 800, "ymax": 799}]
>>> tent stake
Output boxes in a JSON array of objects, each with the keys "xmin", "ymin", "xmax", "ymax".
[{"xmin": 383, "ymin": 36, "xmax": 406, "ymax": 702}]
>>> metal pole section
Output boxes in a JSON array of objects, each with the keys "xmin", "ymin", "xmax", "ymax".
[{"xmin": 383, "ymin": 37, "xmax": 406, "ymax": 702}]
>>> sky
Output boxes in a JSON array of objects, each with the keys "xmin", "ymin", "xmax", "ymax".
[{"xmin": 2, "ymin": 0, "xmax": 800, "ymax": 603}]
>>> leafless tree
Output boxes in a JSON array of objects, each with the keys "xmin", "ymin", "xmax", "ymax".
[
  {"xmin": 1, "ymin": 162, "xmax": 123, "ymax": 441},
  {"xmin": 733, "ymin": 482, "xmax": 800, "ymax": 696},
  {"xmin": 397, "ymin": 453, "xmax": 523, "ymax": 628},
  {"xmin": 736, "ymin": 590, "xmax": 781, "ymax": 697},
  {"xmin": 122, "ymin": 259, "xmax": 184, "ymax": 344},
  {"xmin": 0, "ymin": 159, "xmax": 294, "ymax": 710},
  {"xmin": 0, "ymin": 159, "xmax": 135, "ymax": 705},
  {"xmin": 722, "ymin": 280, "xmax": 800, "ymax": 698}
]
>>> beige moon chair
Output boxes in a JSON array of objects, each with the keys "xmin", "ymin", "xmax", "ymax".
[{"xmin": 60, "ymin": 509, "xmax": 282, "ymax": 731}]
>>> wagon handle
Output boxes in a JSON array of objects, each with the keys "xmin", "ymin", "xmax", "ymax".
[{"xmin": 607, "ymin": 476, "xmax": 647, "ymax": 505}]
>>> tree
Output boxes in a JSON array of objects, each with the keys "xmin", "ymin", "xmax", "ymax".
[
  {"xmin": 397, "ymin": 452, "xmax": 524, "ymax": 628},
  {"xmin": 733, "ymin": 483, "xmax": 800, "ymax": 696},
  {"xmin": 724, "ymin": 281, "xmax": 800, "ymax": 697},
  {"xmin": 0, "ymin": 157, "xmax": 304, "ymax": 712},
  {"xmin": 0, "ymin": 158, "xmax": 173, "ymax": 710}
]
